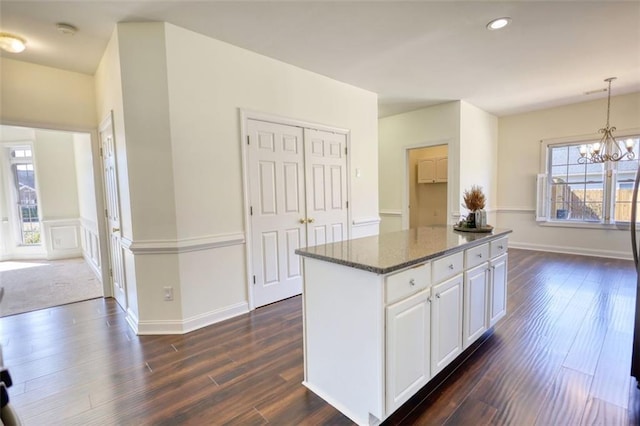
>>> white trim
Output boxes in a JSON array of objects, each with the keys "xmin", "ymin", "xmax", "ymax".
[
  {"xmin": 240, "ymin": 109, "xmax": 350, "ymax": 134},
  {"xmin": 121, "ymin": 232, "xmax": 245, "ymax": 255},
  {"xmin": 352, "ymin": 216, "xmax": 381, "ymax": 227},
  {"xmin": 496, "ymin": 207, "xmax": 536, "ymax": 214},
  {"xmin": 538, "ymin": 220, "xmax": 629, "ymax": 231},
  {"xmin": 126, "ymin": 308, "xmax": 139, "ymax": 335},
  {"xmin": 509, "ymin": 241, "xmax": 631, "ymax": 260},
  {"xmin": 379, "ymin": 209, "xmax": 402, "ymax": 217},
  {"xmin": 134, "ymin": 301, "xmax": 249, "ymax": 335}
]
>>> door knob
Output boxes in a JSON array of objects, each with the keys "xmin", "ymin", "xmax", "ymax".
[
  {"xmin": 299, "ymin": 219, "xmax": 308, "ymax": 224},
  {"xmin": 308, "ymin": 218, "xmax": 315, "ymax": 223}
]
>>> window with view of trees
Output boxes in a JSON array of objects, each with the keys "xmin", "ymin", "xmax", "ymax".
[
  {"xmin": 537, "ymin": 135, "xmax": 640, "ymax": 225},
  {"xmin": 9, "ymin": 147, "xmax": 41, "ymax": 245}
]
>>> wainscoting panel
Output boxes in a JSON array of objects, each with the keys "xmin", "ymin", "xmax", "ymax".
[
  {"xmin": 80, "ymin": 217, "xmax": 101, "ymax": 280},
  {"xmin": 41, "ymin": 218, "xmax": 82, "ymax": 260}
]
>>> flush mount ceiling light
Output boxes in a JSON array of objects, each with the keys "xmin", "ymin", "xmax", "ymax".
[
  {"xmin": 56, "ymin": 23, "xmax": 77, "ymax": 36},
  {"xmin": 578, "ymin": 77, "xmax": 635, "ymax": 164},
  {"xmin": 0, "ymin": 33, "xmax": 26, "ymax": 53},
  {"xmin": 486, "ymin": 17, "xmax": 512, "ymax": 30}
]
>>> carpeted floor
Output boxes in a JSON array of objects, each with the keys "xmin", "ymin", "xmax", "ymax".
[{"xmin": 0, "ymin": 258, "xmax": 103, "ymax": 317}]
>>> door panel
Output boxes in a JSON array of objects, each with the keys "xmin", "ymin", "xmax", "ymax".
[
  {"xmin": 249, "ymin": 120, "xmax": 306, "ymax": 307},
  {"xmin": 304, "ymin": 129, "xmax": 348, "ymax": 247},
  {"xmin": 99, "ymin": 112, "xmax": 126, "ymax": 311}
]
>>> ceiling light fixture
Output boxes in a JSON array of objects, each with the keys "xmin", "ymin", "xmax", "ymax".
[
  {"xmin": 486, "ymin": 17, "xmax": 512, "ymax": 30},
  {"xmin": 0, "ymin": 33, "xmax": 26, "ymax": 53},
  {"xmin": 578, "ymin": 77, "xmax": 635, "ymax": 164},
  {"xmin": 56, "ymin": 23, "xmax": 78, "ymax": 36}
]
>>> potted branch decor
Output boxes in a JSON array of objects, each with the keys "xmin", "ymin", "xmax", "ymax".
[{"xmin": 455, "ymin": 185, "xmax": 491, "ymax": 232}]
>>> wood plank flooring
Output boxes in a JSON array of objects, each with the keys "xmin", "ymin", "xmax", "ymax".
[{"xmin": 1, "ymin": 249, "xmax": 639, "ymax": 425}]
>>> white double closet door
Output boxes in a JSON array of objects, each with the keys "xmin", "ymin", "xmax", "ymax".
[{"xmin": 247, "ymin": 119, "xmax": 348, "ymax": 308}]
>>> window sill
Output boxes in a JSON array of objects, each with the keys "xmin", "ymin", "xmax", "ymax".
[{"xmin": 538, "ymin": 220, "xmax": 630, "ymax": 231}]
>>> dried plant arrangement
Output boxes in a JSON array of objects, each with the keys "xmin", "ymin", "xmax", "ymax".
[{"xmin": 463, "ymin": 185, "xmax": 486, "ymax": 212}]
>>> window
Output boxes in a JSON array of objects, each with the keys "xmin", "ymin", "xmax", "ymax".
[
  {"xmin": 9, "ymin": 146, "xmax": 41, "ymax": 245},
  {"xmin": 537, "ymin": 135, "xmax": 640, "ymax": 226}
]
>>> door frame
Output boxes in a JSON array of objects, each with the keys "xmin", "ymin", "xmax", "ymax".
[
  {"xmin": 239, "ymin": 109, "xmax": 352, "ymax": 310},
  {"xmin": 402, "ymin": 139, "xmax": 452, "ymax": 230},
  {"xmin": 0, "ymin": 118, "xmax": 111, "ymax": 296}
]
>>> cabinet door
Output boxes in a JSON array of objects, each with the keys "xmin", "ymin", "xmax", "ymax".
[
  {"xmin": 489, "ymin": 253, "xmax": 508, "ymax": 327},
  {"xmin": 417, "ymin": 158, "xmax": 436, "ymax": 183},
  {"xmin": 435, "ymin": 157, "xmax": 448, "ymax": 182},
  {"xmin": 431, "ymin": 274, "xmax": 463, "ymax": 375},
  {"xmin": 463, "ymin": 263, "xmax": 489, "ymax": 349},
  {"xmin": 386, "ymin": 289, "xmax": 430, "ymax": 413}
]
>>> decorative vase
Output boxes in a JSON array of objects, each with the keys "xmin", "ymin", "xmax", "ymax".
[
  {"xmin": 475, "ymin": 209, "xmax": 487, "ymax": 228},
  {"xmin": 466, "ymin": 213, "xmax": 476, "ymax": 228}
]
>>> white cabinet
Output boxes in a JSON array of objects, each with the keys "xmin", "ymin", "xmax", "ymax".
[
  {"xmin": 430, "ymin": 273, "xmax": 463, "ymax": 375},
  {"xmin": 463, "ymin": 263, "xmax": 489, "ymax": 348},
  {"xmin": 417, "ymin": 157, "xmax": 448, "ymax": 183},
  {"xmin": 489, "ymin": 253, "xmax": 508, "ymax": 326},
  {"xmin": 386, "ymin": 289, "xmax": 431, "ymax": 413}
]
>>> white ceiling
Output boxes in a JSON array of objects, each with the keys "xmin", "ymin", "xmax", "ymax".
[{"xmin": 1, "ymin": 1, "xmax": 639, "ymax": 117}]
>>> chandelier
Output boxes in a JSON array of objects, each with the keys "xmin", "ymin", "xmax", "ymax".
[{"xmin": 578, "ymin": 77, "xmax": 635, "ymax": 164}]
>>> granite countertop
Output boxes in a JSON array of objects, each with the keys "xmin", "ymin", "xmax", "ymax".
[{"xmin": 295, "ymin": 225, "xmax": 512, "ymax": 275}]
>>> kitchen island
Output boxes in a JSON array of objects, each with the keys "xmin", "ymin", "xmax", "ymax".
[{"xmin": 295, "ymin": 226, "xmax": 512, "ymax": 425}]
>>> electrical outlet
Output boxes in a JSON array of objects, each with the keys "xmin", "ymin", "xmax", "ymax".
[{"xmin": 163, "ymin": 286, "xmax": 173, "ymax": 301}]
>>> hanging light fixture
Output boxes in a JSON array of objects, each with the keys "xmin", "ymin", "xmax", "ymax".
[{"xmin": 578, "ymin": 77, "xmax": 635, "ymax": 164}]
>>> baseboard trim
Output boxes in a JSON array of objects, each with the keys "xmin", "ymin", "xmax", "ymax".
[
  {"xmin": 126, "ymin": 307, "xmax": 140, "ymax": 335},
  {"xmin": 134, "ymin": 301, "xmax": 249, "ymax": 335},
  {"xmin": 508, "ymin": 241, "xmax": 631, "ymax": 260},
  {"xmin": 302, "ymin": 381, "xmax": 376, "ymax": 426}
]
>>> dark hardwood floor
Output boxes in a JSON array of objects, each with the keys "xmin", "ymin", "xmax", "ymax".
[{"xmin": 1, "ymin": 248, "xmax": 639, "ymax": 425}]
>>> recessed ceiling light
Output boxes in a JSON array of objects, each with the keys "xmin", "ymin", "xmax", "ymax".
[
  {"xmin": 0, "ymin": 33, "xmax": 26, "ymax": 53},
  {"xmin": 56, "ymin": 23, "xmax": 78, "ymax": 36},
  {"xmin": 487, "ymin": 17, "xmax": 512, "ymax": 31}
]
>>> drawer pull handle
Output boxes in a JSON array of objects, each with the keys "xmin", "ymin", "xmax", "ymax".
[
  {"xmin": 409, "ymin": 279, "xmax": 415, "ymax": 286},
  {"xmin": 477, "ymin": 253, "xmax": 482, "ymax": 258},
  {"xmin": 498, "ymin": 245, "xmax": 504, "ymax": 249},
  {"xmin": 448, "ymin": 264, "xmax": 454, "ymax": 270}
]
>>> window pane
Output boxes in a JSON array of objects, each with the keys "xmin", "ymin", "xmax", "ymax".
[{"xmin": 551, "ymin": 146, "xmax": 569, "ymax": 165}]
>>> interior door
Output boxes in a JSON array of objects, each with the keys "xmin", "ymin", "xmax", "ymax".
[
  {"xmin": 99, "ymin": 112, "xmax": 127, "ymax": 311},
  {"xmin": 248, "ymin": 119, "xmax": 306, "ymax": 307},
  {"xmin": 304, "ymin": 128, "xmax": 348, "ymax": 246}
]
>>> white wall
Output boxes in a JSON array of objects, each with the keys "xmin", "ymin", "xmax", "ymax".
[
  {"xmin": 93, "ymin": 22, "xmax": 379, "ymax": 334},
  {"xmin": 378, "ymin": 102, "xmax": 460, "ymax": 233},
  {"xmin": 459, "ymin": 101, "xmax": 499, "ymax": 225},
  {"xmin": 163, "ymin": 23, "xmax": 379, "ymax": 323},
  {"xmin": 73, "ymin": 133, "xmax": 101, "ymax": 277},
  {"xmin": 497, "ymin": 92, "xmax": 640, "ymax": 258},
  {"xmin": 0, "ymin": 57, "xmax": 96, "ymax": 131}
]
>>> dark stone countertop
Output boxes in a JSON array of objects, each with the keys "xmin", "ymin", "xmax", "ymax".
[{"xmin": 295, "ymin": 225, "xmax": 512, "ymax": 275}]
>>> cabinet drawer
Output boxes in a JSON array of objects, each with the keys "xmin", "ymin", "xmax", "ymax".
[
  {"xmin": 432, "ymin": 251, "xmax": 464, "ymax": 283},
  {"xmin": 490, "ymin": 237, "xmax": 508, "ymax": 258},
  {"xmin": 465, "ymin": 243, "xmax": 490, "ymax": 269},
  {"xmin": 386, "ymin": 263, "xmax": 431, "ymax": 304}
]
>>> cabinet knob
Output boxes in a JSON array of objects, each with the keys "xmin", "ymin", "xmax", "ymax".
[
  {"xmin": 427, "ymin": 296, "xmax": 432, "ymax": 303},
  {"xmin": 477, "ymin": 253, "xmax": 482, "ymax": 258},
  {"xmin": 112, "ymin": 228, "xmax": 120, "ymax": 233},
  {"xmin": 436, "ymin": 293, "xmax": 441, "ymax": 298},
  {"xmin": 498, "ymin": 245, "xmax": 504, "ymax": 249},
  {"xmin": 409, "ymin": 279, "xmax": 415, "ymax": 286},
  {"xmin": 448, "ymin": 264, "xmax": 454, "ymax": 270}
]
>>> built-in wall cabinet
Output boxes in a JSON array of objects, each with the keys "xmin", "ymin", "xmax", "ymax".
[{"xmin": 417, "ymin": 156, "xmax": 448, "ymax": 183}]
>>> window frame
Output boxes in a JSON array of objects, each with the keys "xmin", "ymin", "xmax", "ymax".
[{"xmin": 538, "ymin": 129, "xmax": 640, "ymax": 230}]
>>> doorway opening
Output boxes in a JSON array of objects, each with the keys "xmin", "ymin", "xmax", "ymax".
[
  {"xmin": 0, "ymin": 124, "xmax": 106, "ymax": 317},
  {"xmin": 407, "ymin": 144, "xmax": 448, "ymax": 229}
]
